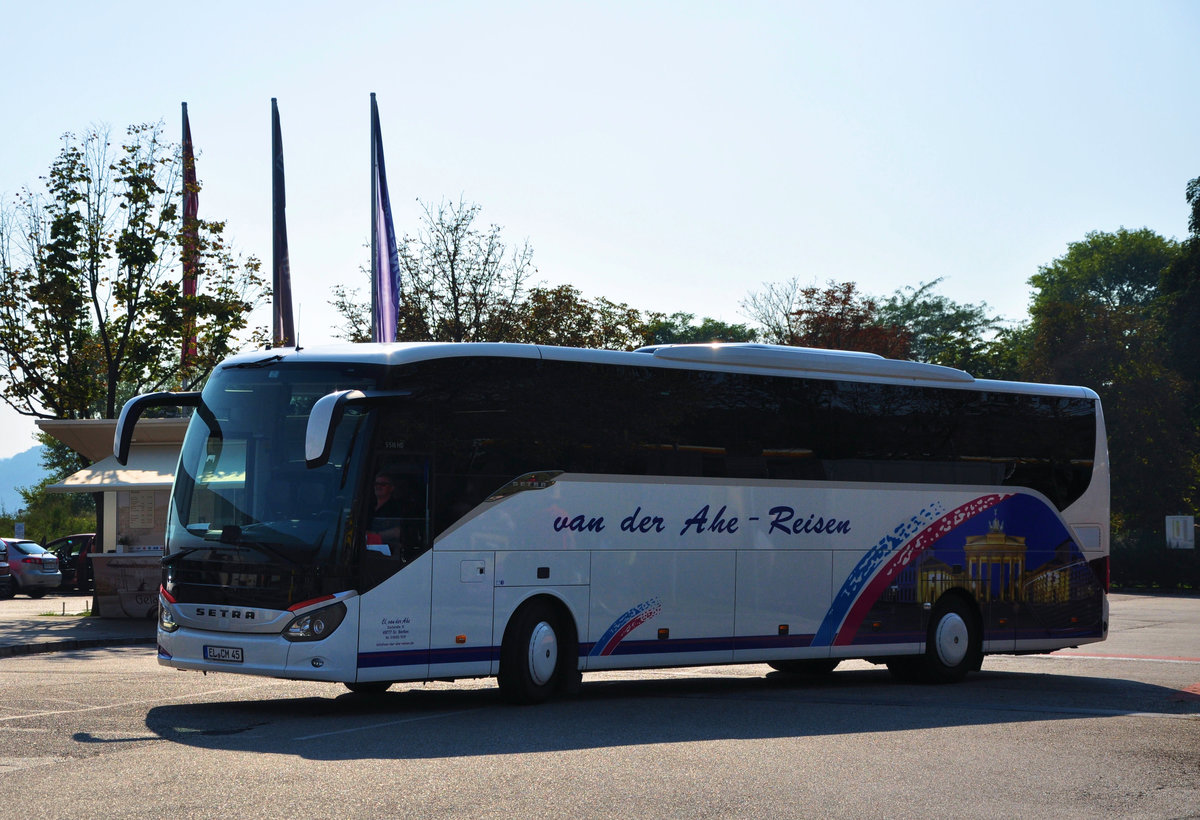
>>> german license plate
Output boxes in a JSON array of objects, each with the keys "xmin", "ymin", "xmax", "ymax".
[{"xmin": 203, "ymin": 645, "xmax": 244, "ymax": 663}]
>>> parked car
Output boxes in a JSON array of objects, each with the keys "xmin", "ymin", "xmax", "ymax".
[
  {"xmin": 0, "ymin": 552, "xmax": 13, "ymax": 599},
  {"xmin": 0, "ymin": 538, "xmax": 62, "ymax": 598},
  {"xmin": 46, "ymin": 533, "xmax": 97, "ymax": 592}
]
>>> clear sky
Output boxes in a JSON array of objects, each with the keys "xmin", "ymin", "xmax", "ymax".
[{"xmin": 0, "ymin": 1, "xmax": 1197, "ymax": 459}]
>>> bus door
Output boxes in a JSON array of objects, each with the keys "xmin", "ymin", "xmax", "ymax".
[{"xmin": 355, "ymin": 456, "xmax": 435, "ymax": 683}]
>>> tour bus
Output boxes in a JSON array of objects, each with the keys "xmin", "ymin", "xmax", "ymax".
[{"xmin": 116, "ymin": 342, "xmax": 1109, "ymax": 703}]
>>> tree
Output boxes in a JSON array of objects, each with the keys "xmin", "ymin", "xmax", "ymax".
[
  {"xmin": 743, "ymin": 279, "xmax": 910, "ymax": 357},
  {"xmin": 877, "ymin": 279, "xmax": 1007, "ymax": 375},
  {"xmin": 642, "ymin": 312, "xmax": 758, "ymax": 346},
  {"xmin": 740, "ymin": 277, "xmax": 808, "ymax": 345},
  {"xmin": 0, "ymin": 474, "xmax": 95, "ymax": 546},
  {"xmin": 1028, "ymin": 228, "xmax": 1176, "ymax": 315},
  {"xmin": 1024, "ymin": 228, "xmax": 1179, "ymax": 385},
  {"xmin": 397, "ymin": 198, "xmax": 534, "ymax": 342},
  {"xmin": 330, "ymin": 276, "xmax": 370, "ymax": 343},
  {"xmin": 1159, "ymin": 175, "xmax": 1200, "ymax": 407},
  {"xmin": 332, "ymin": 198, "xmax": 534, "ymax": 344},
  {"xmin": 0, "ymin": 123, "xmax": 265, "ymax": 431},
  {"xmin": 511, "ymin": 284, "xmax": 648, "ymax": 349},
  {"xmin": 1023, "ymin": 227, "xmax": 1192, "ymax": 531}
]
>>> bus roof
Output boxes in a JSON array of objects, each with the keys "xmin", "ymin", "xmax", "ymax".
[{"xmin": 221, "ymin": 342, "xmax": 1098, "ymax": 399}]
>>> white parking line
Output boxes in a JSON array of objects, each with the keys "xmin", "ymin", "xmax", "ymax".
[
  {"xmin": 1044, "ymin": 652, "xmax": 1200, "ymax": 665},
  {"xmin": 0, "ymin": 681, "xmax": 284, "ymax": 723}
]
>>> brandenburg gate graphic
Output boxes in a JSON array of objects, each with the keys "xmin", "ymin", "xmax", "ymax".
[{"xmin": 916, "ymin": 513, "xmax": 1080, "ymax": 606}]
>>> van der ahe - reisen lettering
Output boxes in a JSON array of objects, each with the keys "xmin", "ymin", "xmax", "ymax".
[{"xmin": 551, "ymin": 504, "xmax": 852, "ymax": 537}]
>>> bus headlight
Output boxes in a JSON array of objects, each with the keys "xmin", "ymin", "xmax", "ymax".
[
  {"xmin": 283, "ymin": 602, "xmax": 347, "ymax": 642},
  {"xmin": 158, "ymin": 598, "xmax": 179, "ymax": 633}
]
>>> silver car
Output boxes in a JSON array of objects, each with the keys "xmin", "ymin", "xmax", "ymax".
[{"xmin": 0, "ymin": 539, "xmax": 62, "ymax": 599}]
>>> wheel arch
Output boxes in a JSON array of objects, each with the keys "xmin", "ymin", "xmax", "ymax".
[
  {"xmin": 495, "ymin": 590, "xmax": 583, "ymax": 673},
  {"xmin": 930, "ymin": 586, "xmax": 982, "ymax": 627}
]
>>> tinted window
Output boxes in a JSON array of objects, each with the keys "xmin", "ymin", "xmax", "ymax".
[{"xmin": 376, "ymin": 357, "xmax": 1096, "ymax": 537}]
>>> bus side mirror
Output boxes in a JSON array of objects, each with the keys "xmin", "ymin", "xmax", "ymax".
[
  {"xmin": 305, "ymin": 389, "xmax": 366, "ymax": 468},
  {"xmin": 114, "ymin": 392, "xmax": 201, "ymax": 465}
]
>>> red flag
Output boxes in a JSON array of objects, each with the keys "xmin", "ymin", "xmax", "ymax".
[
  {"xmin": 272, "ymin": 98, "xmax": 296, "ymax": 347},
  {"xmin": 181, "ymin": 102, "xmax": 199, "ymax": 372}
]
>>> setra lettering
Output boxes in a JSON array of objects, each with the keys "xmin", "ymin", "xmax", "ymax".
[{"xmin": 195, "ymin": 607, "xmax": 256, "ymax": 620}]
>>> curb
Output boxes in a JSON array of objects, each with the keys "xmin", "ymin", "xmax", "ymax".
[{"xmin": 0, "ymin": 636, "xmax": 156, "ymax": 659}]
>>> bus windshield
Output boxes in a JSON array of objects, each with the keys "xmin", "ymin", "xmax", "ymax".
[{"xmin": 166, "ymin": 360, "xmax": 379, "ymax": 603}]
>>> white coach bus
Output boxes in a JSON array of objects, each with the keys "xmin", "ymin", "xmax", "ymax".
[{"xmin": 116, "ymin": 343, "xmax": 1109, "ymax": 703}]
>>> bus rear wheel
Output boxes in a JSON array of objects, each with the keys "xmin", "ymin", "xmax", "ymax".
[
  {"xmin": 499, "ymin": 599, "xmax": 572, "ymax": 705},
  {"xmin": 886, "ymin": 595, "xmax": 981, "ymax": 683},
  {"xmin": 920, "ymin": 595, "xmax": 981, "ymax": 683}
]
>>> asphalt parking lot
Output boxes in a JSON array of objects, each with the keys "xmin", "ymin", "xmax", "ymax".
[{"xmin": 0, "ymin": 592, "xmax": 1196, "ymax": 818}]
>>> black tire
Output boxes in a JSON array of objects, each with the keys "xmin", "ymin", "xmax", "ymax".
[
  {"xmin": 26, "ymin": 588, "xmax": 47, "ymax": 599},
  {"xmin": 768, "ymin": 658, "xmax": 840, "ymax": 675},
  {"xmin": 918, "ymin": 594, "xmax": 981, "ymax": 683},
  {"xmin": 344, "ymin": 681, "xmax": 393, "ymax": 695},
  {"xmin": 498, "ymin": 599, "xmax": 573, "ymax": 705},
  {"xmin": 886, "ymin": 596, "xmax": 982, "ymax": 683}
]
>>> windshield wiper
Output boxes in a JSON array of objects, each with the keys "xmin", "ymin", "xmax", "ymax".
[
  {"xmin": 225, "ymin": 354, "xmax": 286, "ymax": 370},
  {"xmin": 162, "ymin": 547, "xmax": 206, "ymax": 565}
]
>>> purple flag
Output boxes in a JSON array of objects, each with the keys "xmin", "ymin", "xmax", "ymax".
[
  {"xmin": 272, "ymin": 98, "xmax": 296, "ymax": 347},
  {"xmin": 371, "ymin": 93, "xmax": 400, "ymax": 343}
]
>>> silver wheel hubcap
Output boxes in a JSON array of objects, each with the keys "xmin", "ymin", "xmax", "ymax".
[
  {"xmin": 528, "ymin": 620, "xmax": 558, "ymax": 686},
  {"xmin": 934, "ymin": 612, "xmax": 969, "ymax": 667}
]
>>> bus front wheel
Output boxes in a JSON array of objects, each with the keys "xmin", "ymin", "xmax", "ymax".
[{"xmin": 499, "ymin": 599, "xmax": 572, "ymax": 705}]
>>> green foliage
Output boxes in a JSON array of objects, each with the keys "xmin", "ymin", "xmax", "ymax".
[
  {"xmin": 0, "ymin": 123, "xmax": 266, "ymax": 422},
  {"xmin": 1158, "ymin": 176, "xmax": 1200, "ymax": 408},
  {"xmin": 642, "ymin": 312, "xmax": 757, "ymax": 345},
  {"xmin": 877, "ymin": 279, "xmax": 1007, "ymax": 374},
  {"xmin": 513, "ymin": 284, "xmax": 647, "ymax": 349},
  {"xmin": 0, "ymin": 474, "xmax": 95, "ymax": 544},
  {"xmin": 1028, "ymin": 228, "xmax": 1177, "ymax": 314},
  {"xmin": 395, "ymin": 198, "xmax": 533, "ymax": 343},
  {"xmin": 743, "ymin": 279, "xmax": 910, "ymax": 356},
  {"xmin": 330, "ymin": 280, "xmax": 371, "ymax": 343},
  {"xmin": 1023, "ymin": 226, "xmax": 1195, "ymax": 530}
]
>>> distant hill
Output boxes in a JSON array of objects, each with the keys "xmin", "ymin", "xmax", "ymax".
[{"xmin": 0, "ymin": 446, "xmax": 47, "ymax": 514}]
